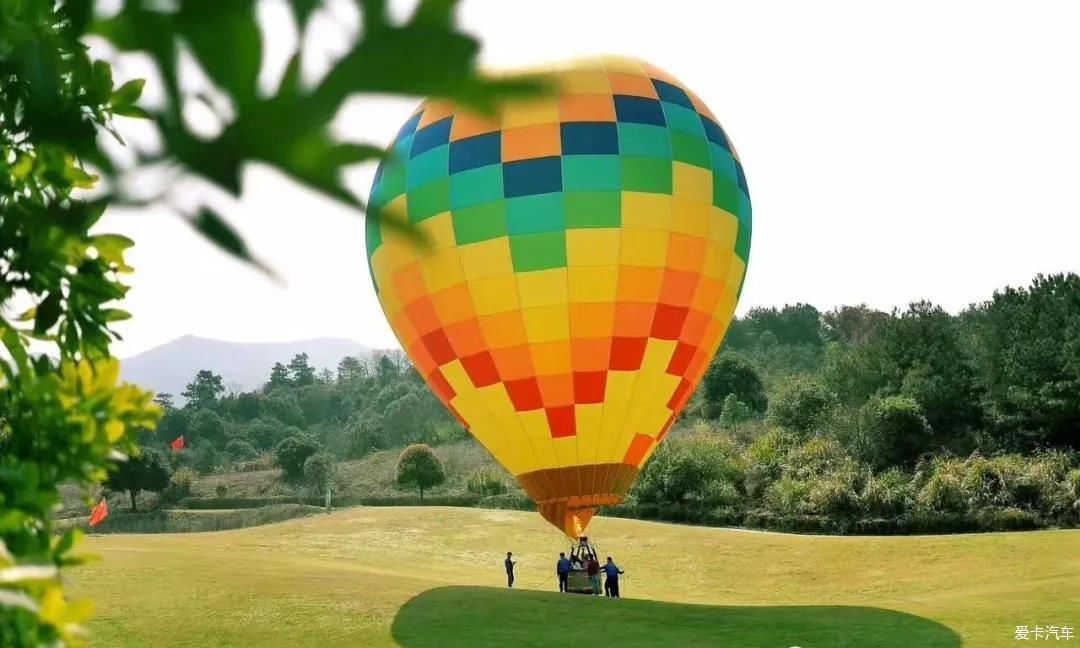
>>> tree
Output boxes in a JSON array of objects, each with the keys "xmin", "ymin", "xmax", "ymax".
[
  {"xmin": 376, "ymin": 354, "xmax": 400, "ymax": 384},
  {"xmin": 337, "ymin": 356, "xmax": 367, "ymax": 382},
  {"xmin": 964, "ymin": 274, "xmax": 1080, "ymax": 451},
  {"xmin": 274, "ymin": 434, "xmax": 322, "ymax": 481},
  {"xmin": 289, "ymin": 353, "xmax": 316, "ymax": 387},
  {"xmin": 865, "ymin": 302, "xmax": 983, "ymax": 438},
  {"xmin": 767, "ymin": 378, "xmax": 838, "ymax": 437},
  {"xmin": 227, "ymin": 392, "xmax": 263, "ymax": 422},
  {"xmin": 106, "ymin": 448, "xmax": 172, "ymax": 512},
  {"xmin": 702, "ymin": 354, "xmax": 768, "ymax": 417},
  {"xmin": 2, "ymin": 0, "xmax": 535, "ymax": 639},
  {"xmin": 247, "ymin": 417, "xmax": 294, "ymax": 451},
  {"xmin": 266, "ymin": 362, "xmax": 292, "ymax": 392},
  {"xmin": 304, "ymin": 452, "xmax": 336, "ymax": 494},
  {"xmin": 192, "ymin": 444, "xmax": 223, "ymax": 475},
  {"xmin": 396, "ymin": 444, "xmax": 446, "ymax": 500},
  {"xmin": 154, "ymin": 393, "xmax": 176, "ymax": 413},
  {"xmin": 348, "ymin": 414, "xmax": 386, "ymax": 458},
  {"xmin": 859, "ymin": 396, "xmax": 934, "ymax": 468},
  {"xmin": 719, "ymin": 394, "xmax": 753, "ymax": 433},
  {"xmin": 224, "ymin": 439, "xmax": 259, "ymax": 462},
  {"xmin": 822, "ymin": 305, "xmax": 889, "ymax": 345},
  {"xmin": 264, "ymin": 389, "xmax": 306, "ymax": 428},
  {"xmin": 189, "ymin": 409, "xmax": 228, "ymax": 448},
  {"xmin": 386, "ymin": 392, "xmax": 426, "ymax": 444},
  {"xmin": 182, "ymin": 370, "xmax": 225, "ymax": 410},
  {"xmin": 0, "ymin": 2, "xmax": 162, "ymax": 639}
]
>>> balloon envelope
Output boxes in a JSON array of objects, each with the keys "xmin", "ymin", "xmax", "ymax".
[{"xmin": 366, "ymin": 56, "xmax": 751, "ymax": 536}]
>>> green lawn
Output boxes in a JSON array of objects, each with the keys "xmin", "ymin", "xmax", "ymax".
[{"xmin": 71, "ymin": 507, "xmax": 1079, "ymax": 647}]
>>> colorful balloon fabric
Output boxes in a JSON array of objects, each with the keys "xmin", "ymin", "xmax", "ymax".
[{"xmin": 366, "ymin": 56, "xmax": 751, "ymax": 537}]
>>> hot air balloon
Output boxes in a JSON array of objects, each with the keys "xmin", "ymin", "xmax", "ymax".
[{"xmin": 366, "ymin": 56, "xmax": 751, "ymax": 538}]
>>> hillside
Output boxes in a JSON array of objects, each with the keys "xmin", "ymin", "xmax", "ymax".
[
  {"xmin": 71, "ymin": 507, "xmax": 1079, "ymax": 647},
  {"xmin": 119, "ymin": 335, "xmax": 377, "ymax": 398}
]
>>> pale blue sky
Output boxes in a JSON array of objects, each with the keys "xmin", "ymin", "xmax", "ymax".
[{"xmin": 99, "ymin": 0, "xmax": 1080, "ymax": 357}]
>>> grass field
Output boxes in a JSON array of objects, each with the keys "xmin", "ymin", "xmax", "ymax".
[{"xmin": 71, "ymin": 507, "xmax": 1078, "ymax": 647}]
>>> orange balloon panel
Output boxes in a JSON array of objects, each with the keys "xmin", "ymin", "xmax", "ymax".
[{"xmin": 366, "ymin": 56, "xmax": 752, "ymax": 536}]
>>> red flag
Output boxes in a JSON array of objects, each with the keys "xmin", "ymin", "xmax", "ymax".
[
  {"xmin": 171, "ymin": 436, "xmax": 185, "ymax": 451},
  {"xmin": 88, "ymin": 499, "xmax": 109, "ymax": 527}
]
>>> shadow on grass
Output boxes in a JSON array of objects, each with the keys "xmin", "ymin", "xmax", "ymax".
[{"xmin": 391, "ymin": 586, "xmax": 962, "ymax": 648}]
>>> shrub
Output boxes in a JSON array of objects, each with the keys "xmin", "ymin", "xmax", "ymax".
[
  {"xmin": 192, "ymin": 443, "xmax": 223, "ymax": 475},
  {"xmin": 224, "ymin": 438, "xmax": 259, "ymax": 462},
  {"xmin": 861, "ymin": 468, "xmax": 915, "ymax": 517},
  {"xmin": 917, "ymin": 458, "xmax": 967, "ymax": 513},
  {"xmin": 303, "ymin": 451, "xmax": 336, "ymax": 493},
  {"xmin": 975, "ymin": 507, "xmax": 1039, "ymax": 532},
  {"xmin": 395, "ymin": 444, "xmax": 446, "ymax": 500},
  {"xmin": 477, "ymin": 493, "xmax": 534, "ymax": 511},
  {"xmin": 234, "ymin": 453, "xmax": 275, "ymax": 473},
  {"xmin": 766, "ymin": 378, "xmax": 838, "ymax": 437},
  {"xmin": 274, "ymin": 433, "xmax": 322, "ymax": 481},
  {"xmin": 702, "ymin": 479, "xmax": 741, "ymax": 507},
  {"xmin": 805, "ymin": 470, "xmax": 861, "ymax": 517},
  {"xmin": 161, "ymin": 468, "xmax": 197, "ymax": 505},
  {"xmin": 1007, "ymin": 452, "xmax": 1073, "ymax": 515},
  {"xmin": 765, "ymin": 476, "xmax": 812, "ymax": 515},
  {"xmin": 215, "ymin": 484, "xmax": 228, "ymax": 498},
  {"xmin": 960, "ymin": 454, "xmax": 1010, "ymax": 509},
  {"xmin": 632, "ymin": 434, "xmax": 746, "ymax": 505},
  {"xmin": 466, "ymin": 469, "xmax": 507, "ymax": 496},
  {"xmin": 859, "ymin": 396, "xmax": 933, "ymax": 468}
]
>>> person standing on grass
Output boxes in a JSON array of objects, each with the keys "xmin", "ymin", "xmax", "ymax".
[
  {"xmin": 505, "ymin": 551, "xmax": 516, "ymax": 588},
  {"xmin": 586, "ymin": 554, "xmax": 601, "ymax": 595},
  {"xmin": 603, "ymin": 557, "xmax": 625, "ymax": 598},
  {"xmin": 556, "ymin": 552, "xmax": 571, "ymax": 592}
]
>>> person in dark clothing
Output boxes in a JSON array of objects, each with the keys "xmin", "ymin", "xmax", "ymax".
[
  {"xmin": 505, "ymin": 551, "xmax": 516, "ymax": 588},
  {"xmin": 556, "ymin": 552, "xmax": 571, "ymax": 592},
  {"xmin": 586, "ymin": 555, "xmax": 602, "ymax": 595},
  {"xmin": 602, "ymin": 556, "xmax": 625, "ymax": 598}
]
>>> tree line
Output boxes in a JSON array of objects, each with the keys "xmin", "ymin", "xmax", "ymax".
[
  {"xmin": 632, "ymin": 273, "xmax": 1080, "ymax": 532},
  {"xmin": 147, "ymin": 351, "xmax": 465, "ymax": 478}
]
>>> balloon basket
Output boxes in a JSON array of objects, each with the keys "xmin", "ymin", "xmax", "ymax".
[{"xmin": 565, "ymin": 536, "xmax": 600, "ymax": 595}]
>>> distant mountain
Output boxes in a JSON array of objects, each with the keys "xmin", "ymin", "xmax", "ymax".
[{"xmin": 120, "ymin": 335, "xmax": 378, "ymax": 400}]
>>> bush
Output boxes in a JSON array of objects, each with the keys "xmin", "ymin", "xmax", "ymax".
[
  {"xmin": 632, "ymin": 434, "xmax": 746, "ymax": 505},
  {"xmin": 960, "ymin": 454, "xmax": 1010, "ymax": 509},
  {"xmin": 975, "ymin": 507, "xmax": 1039, "ymax": 532},
  {"xmin": 702, "ymin": 479, "xmax": 741, "ymax": 507},
  {"xmin": 303, "ymin": 451, "xmax": 336, "ymax": 493},
  {"xmin": 56, "ymin": 504, "xmax": 320, "ymax": 535},
  {"xmin": 192, "ymin": 444, "xmax": 223, "ymax": 475},
  {"xmin": 477, "ymin": 493, "xmax": 534, "ymax": 510},
  {"xmin": 466, "ymin": 469, "xmax": 507, "ymax": 496},
  {"xmin": 275, "ymin": 433, "xmax": 322, "ymax": 481},
  {"xmin": 861, "ymin": 468, "xmax": 915, "ymax": 517},
  {"xmin": 234, "ymin": 454, "xmax": 275, "ymax": 473},
  {"xmin": 804, "ymin": 470, "xmax": 860, "ymax": 517},
  {"xmin": 215, "ymin": 484, "xmax": 228, "ymax": 498},
  {"xmin": 161, "ymin": 468, "xmax": 197, "ymax": 505},
  {"xmin": 225, "ymin": 438, "xmax": 259, "ymax": 462},
  {"xmin": 766, "ymin": 378, "xmax": 838, "ymax": 437},
  {"xmin": 764, "ymin": 476, "xmax": 812, "ymax": 515},
  {"xmin": 859, "ymin": 396, "xmax": 933, "ymax": 468},
  {"xmin": 916, "ymin": 458, "xmax": 967, "ymax": 513}
]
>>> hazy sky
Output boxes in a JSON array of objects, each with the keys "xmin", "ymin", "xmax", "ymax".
[{"xmin": 100, "ymin": 0, "xmax": 1080, "ymax": 357}]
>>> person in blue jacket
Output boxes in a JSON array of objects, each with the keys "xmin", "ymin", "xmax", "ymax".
[
  {"xmin": 602, "ymin": 557, "xmax": 625, "ymax": 598},
  {"xmin": 556, "ymin": 552, "xmax": 572, "ymax": 593}
]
